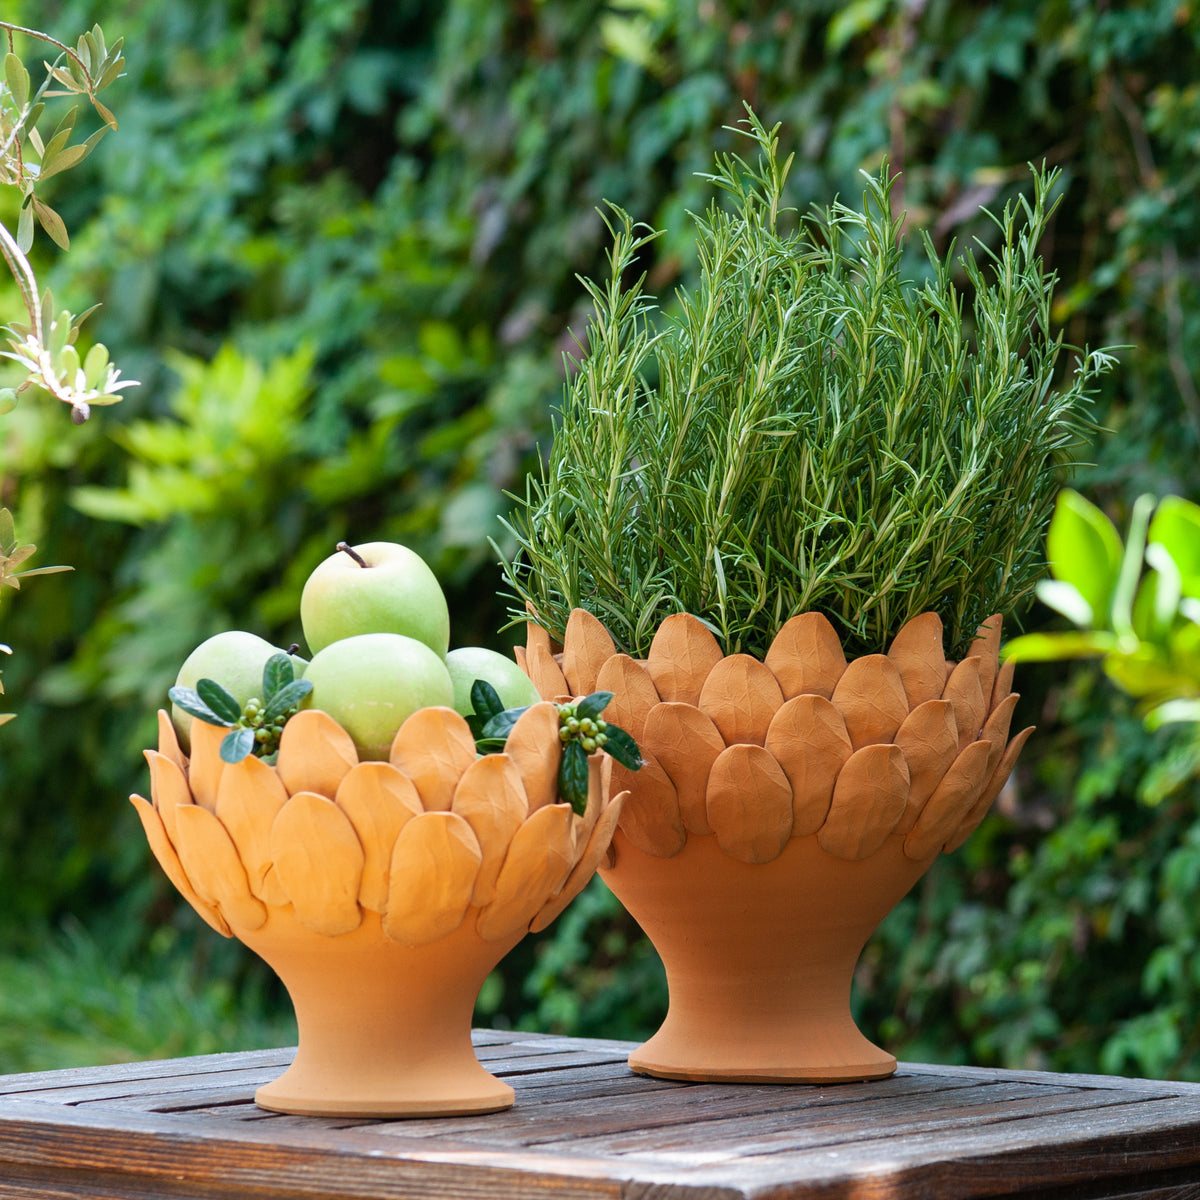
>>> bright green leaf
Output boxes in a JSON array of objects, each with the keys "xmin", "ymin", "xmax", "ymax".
[
  {"xmin": 1035, "ymin": 579, "xmax": 1094, "ymax": 627},
  {"xmin": 1149, "ymin": 496, "xmax": 1200, "ymax": 599},
  {"xmin": 1002, "ymin": 630, "xmax": 1119, "ymax": 662},
  {"xmin": 1046, "ymin": 489, "xmax": 1123, "ymax": 624}
]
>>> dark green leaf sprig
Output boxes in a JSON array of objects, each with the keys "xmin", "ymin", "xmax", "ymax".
[
  {"xmin": 466, "ymin": 680, "xmax": 642, "ymax": 815},
  {"xmin": 168, "ymin": 653, "xmax": 312, "ymax": 765}
]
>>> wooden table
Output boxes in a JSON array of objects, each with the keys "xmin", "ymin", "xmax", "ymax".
[{"xmin": 3, "ymin": 1029, "xmax": 1200, "ymax": 1198}]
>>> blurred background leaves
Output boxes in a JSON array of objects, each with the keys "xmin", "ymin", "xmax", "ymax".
[{"xmin": 2, "ymin": 0, "xmax": 1200, "ymax": 1078}]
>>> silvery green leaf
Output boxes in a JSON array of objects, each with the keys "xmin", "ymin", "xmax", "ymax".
[
  {"xmin": 219, "ymin": 727, "xmax": 256, "ymax": 764},
  {"xmin": 166, "ymin": 686, "xmax": 231, "ymax": 728},
  {"xmin": 17, "ymin": 199, "xmax": 34, "ymax": 255}
]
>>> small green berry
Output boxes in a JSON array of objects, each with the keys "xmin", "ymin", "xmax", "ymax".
[
  {"xmin": 559, "ymin": 728, "xmax": 572, "ymax": 742},
  {"xmin": 567, "ymin": 717, "xmax": 580, "ymax": 732},
  {"xmin": 581, "ymin": 736, "xmax": 597, "ymax": 752},
  {"xmin": 596, "ymin": 732, "xmax": 608, "ymax": 747}
]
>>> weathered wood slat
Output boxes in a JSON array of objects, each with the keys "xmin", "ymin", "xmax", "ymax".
[{"xmin": 5, "ymin": 1034, "xmax": 1200, "ymax": 1199}]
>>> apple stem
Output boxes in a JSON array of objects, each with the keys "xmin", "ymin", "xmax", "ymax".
[
  {"xmin": 286, "ymin": 643, "xmax": 301, "ymax": 656},
  {"xmin": 336, "ymin": 541, "xmax": 369, "ymax": 568}
]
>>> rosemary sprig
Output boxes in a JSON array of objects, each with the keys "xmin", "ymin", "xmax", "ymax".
[{"xmin": 500, "ymin": 109, "xmax": 1117, "ymax": 660}]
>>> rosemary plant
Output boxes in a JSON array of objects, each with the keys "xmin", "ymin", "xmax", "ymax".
[{"xmin": 502, "ymin": 112, "xmax": 1116, "ymax": 660}]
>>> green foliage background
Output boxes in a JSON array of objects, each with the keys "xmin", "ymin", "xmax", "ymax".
[{"xmin": 2, "ymin": 0, "xmax": 1199, "ymax": 1076}]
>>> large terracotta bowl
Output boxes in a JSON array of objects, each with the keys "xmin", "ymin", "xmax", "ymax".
[
  {"xmin": 132, "ymin": 701, "xmax": 625, "ymax": 1116},
  {"xmin": 521, "ymin": 608, "xmax": 1031, "ymax": 1083}
]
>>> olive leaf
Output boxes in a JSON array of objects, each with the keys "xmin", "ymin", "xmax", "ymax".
[
  {"xmin": 196, "ymin": 677, "xmax": 243, "ymax": 724},
  {"xmin": 262, "ymin": 652, "xmax": 295, "ymax": 698},
  {"xmin": 262, "ymin": 678, "xmax": 312, "ymax": 722},
  {"xmin": 575, "ymin": 690, "xmax": 613, "ymax": 721},
  {"xmin": 598, "ymin": 724, "xmax": 642, "ymax": 771}
]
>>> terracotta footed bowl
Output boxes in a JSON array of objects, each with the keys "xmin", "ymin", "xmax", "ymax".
[
  {"xmin": 132, "ymin": 701, "xmax": 625, "ymax": 1116},
  {"xmin": 522, "ymin": 608, "xmax": 1031, "ymax": 1083}
]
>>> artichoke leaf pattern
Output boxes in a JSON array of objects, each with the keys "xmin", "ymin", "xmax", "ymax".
[
  {"xmin": 133, "ymin": 703, "xmax": 627, "ymax": 944},
  {"xmin": 528, "ymin": 608, "xmax": 1032, "ymax": 866}
]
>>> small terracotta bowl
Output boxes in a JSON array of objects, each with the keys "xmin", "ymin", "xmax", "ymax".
[{"xmin": 132, "ymin": 701, "xmax": 625, "ymax": 1116}]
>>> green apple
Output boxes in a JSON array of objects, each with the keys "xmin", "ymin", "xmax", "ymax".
[
  {"xmin": 304, "ymin": 632, "xmax": 454, "ymax": 760},
  {"xmin": 445, "ymin": 646, "xmax": 540, "ymax": 718},
  {"xmin": 171, "ymin": 631, "xmax": 306, "ymax": 749},
  {"xmin": 300, "ymin": 541, "xmax": 450, "ymax": 657}
]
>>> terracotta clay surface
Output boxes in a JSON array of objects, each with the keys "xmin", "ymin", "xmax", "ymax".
[
  {"xmin": 600, "ymin": 830, "xmax": 935, "ymax": 1083},
  {"xmin": 132, "ymin": 702, "xmax": 626, "ymax": 1118},
  {"xmin": 532, "ymin": 608, "xmax": 1030, "ymax": 868},
  {"xmin": 527, "ymin": 607, "xmax": 1033, "ymax": 1084},
  {"xmin": 242, "ymin": 909, "xmax": 519, "ymax": 1117}
]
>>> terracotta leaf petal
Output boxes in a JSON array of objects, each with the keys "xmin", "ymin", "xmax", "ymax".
[
  {"xmin": 903, "ymin": 739, "xmax": 993, "ymax": 862},
  {"xmin": 186, "ymin": 718, "xmax": 228, "ymax": 813},
  {"xmin": 276, "ymin": 709, "xmax": 358, "ymax": 799},
  {"xmin": 942, "ymin": 657, "xmax": 987, "ymax": 751},
  {"xmin": 477, "ymin": 802, "xmax": 575, "ymax": 943},
  {"xmin": 335, "ymin": 762, "xmax": 423, "ymax": 913},
  {"xmin": 893, "ymin": 700, "xmax": 960, "ymax": 835},
  {"xmin": 980, "ymin": 693, "xmax": 1020, "ymax": 775},
  {"xmin": 644, "ymin": 702, "xmax": 725, "ymax": 836},
  {"xmin": 818, "ymin": 744, "xmax": 910, "ymax": 861},
  {"xmin": 270, "ymin": 791, "xmax": 364, "ymax": 936},
  {"xmin": 451, "ymin": 754, "xmax": 528, "ymax": 906},
  {"xmin": 967, "ymin": 614, "xmax": 1003, "ymax": 711},
  {"xmin": 146, "ymin": 748, "xmax": 193, "ymax": 854},
  {"xmin": 561, "ymin": 608, "xmax": 617, "ymax": 696},
  {"xmin": 991, "ymin": 657, "xmax": 1017, "ymax": 713},
  {"xmin": 943, "ymin": 725, "xmax": 1034, "ymax": 854},
  {"xmin": 645, "ymin": 613, "xmax": 725, "ymax": 706},
  {"xmin": 502, "ymin": 701, "xmax": 562, "ymax": 814},
  {"xmin": 614, "ymin": 749, "xmax": 686, "ymax": 858},
  {"xmin": 174, "ymin": 803, "xmax": 267, "ymax": 931},
  {"xmin": 595, "ymin": 654, "xmax": 660, "ymax": 743},
  {"xmin": 886, "ymin": 612, "xmax": 946, "ymax": 710},
  {"xmin": 706, "ymin": 743, "xmax": 793, "ymax": 864},
  {"xmin": 389, "ymin": 706, "xmax": 478, "ymax": 812},
  {"xmin": 698, "ymin": 654, "xmax": 785, "ymax": 747},
  {"xmin": 525, "ymin": 616, "xmax": 556, "ymax": 660},
  {"xmin": 831, "ymin": 655, "xmax": 910, "ymax": 751},
  {"xmin": 530, "ymin": 790, "xmax": 627, "ymax": 934},
  {"xmin": 129, "ymin": 794, "xmax": 231, "ymax": 937},
  {"xmin": 384, "ymin": 811, "xmax": 482, "ymax": 946},
  {"xmin": 215, "ymin": 754, "xmax": 289, "ymax": 904},
  {"xmin": 156, "ymin": 708, "xmax": 187, "ymax": 772},
  {"xmin": 514, "ymin": 644, "xmax": 528, "ymax": 673},
  {"xmin": 526, "ymin": 640, "xmax": 571, "ymax": 701},
  {"xmin": 764, "ymin": 612, "xmax": 847, "ymax": 700},
  {"xmin": 765, "ymin": 695, "xmax": 854, "ymax": 836}
]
